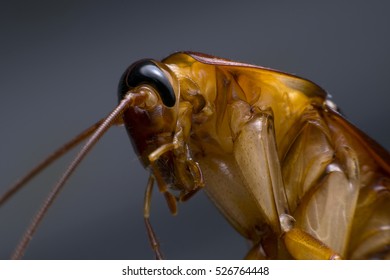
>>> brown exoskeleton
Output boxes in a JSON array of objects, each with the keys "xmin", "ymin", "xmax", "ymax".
[{"xmin": 2, "ymin": 52, "xmax": 390, "ymax": 259}]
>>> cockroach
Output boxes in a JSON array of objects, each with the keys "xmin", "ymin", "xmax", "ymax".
[{"xmin": 1, "ymin": 51, "xmax": 389, "ymax": 260}]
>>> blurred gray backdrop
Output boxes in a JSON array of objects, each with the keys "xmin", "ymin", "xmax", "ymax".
[{"xmin": 1, "ymin": 0, "xmax": 389, "ymax": 259}]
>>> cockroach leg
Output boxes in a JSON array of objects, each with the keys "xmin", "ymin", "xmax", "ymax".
[
  {"xmin": 144, "ymin": 219, "xmax": 163, "ymax": 260},
  {"xmin": 244, "ymin": 242, "xmax": 267, "ymax": 260},
  {"xmin": 279, "ymin": 214, "xmax": 341, "ymax": 259},
  {"xmin": 233, "ymin": 107, "xmax": 290, "ymax": 233},
  {"xmin": 163, "ymin": 192, "xmax": 177, "ymax": 215},
  {"xmin": 232, "ymin": 105, "xmax": 342, "ymax": 259},
  {"xmin": 279, "ymin": 107, "xmax": 360, "ymax": 259},
  {"xmin": 143, "ymin": 175, "xmax": 164, "ymax": 260},
  {"xmin": 143, "ymin": 175, "xmax": 154, "ymax": 219}
]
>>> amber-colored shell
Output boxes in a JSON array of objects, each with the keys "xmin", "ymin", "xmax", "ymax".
[{"xmin": 140, "ymin": 51, "xmax": 390, "ymax": 259}]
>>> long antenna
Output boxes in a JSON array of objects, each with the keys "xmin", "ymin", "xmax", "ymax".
[
  {"xmin": 11, "ymin": 93, "xmax": 139, "ymax": 259},
  {"xmin": 0, "ymin": 120, "xmax": 104, "ymax": 207}
]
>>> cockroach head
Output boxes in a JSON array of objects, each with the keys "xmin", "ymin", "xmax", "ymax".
[{"xmin": 118, "ymin": 59, "xmax": 180, "ymax": 167}]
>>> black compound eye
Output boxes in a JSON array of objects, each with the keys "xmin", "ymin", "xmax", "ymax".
[{"xmin": 118, "ymin": 59, "xmax": 176, "ymax": 107}]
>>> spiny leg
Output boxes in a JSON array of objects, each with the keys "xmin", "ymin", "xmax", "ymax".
[
  {"xmin": 143, "ymin": 175, "xmax": 163, "ymax": 260},
  {"xmin": 281, "ymin": 108, "xmax": 360, "ymax": 259},
  {"xmin": 232, "ymin": 106, "xmax": 342, "ymax": 259},
  {"xmin": 143, "ymin": 114, "xmax": 204, "ymax": 258},
  {"xmin": 280, "ymin": 214, "xmax": 341, "ymax": 259},
  {"xmin": 324, "ymin": 110, "xmax": 390, "ymax": 259}
]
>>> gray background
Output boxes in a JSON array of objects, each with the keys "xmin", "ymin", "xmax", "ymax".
[{"xmin": 1, "ymin": 0, "xmax": 389, "ymax": 259}]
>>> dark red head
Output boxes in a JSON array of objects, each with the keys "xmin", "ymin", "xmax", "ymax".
[{"xmin": 117, "ymin": 59, "xmax": 179, "ymax": 168}]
